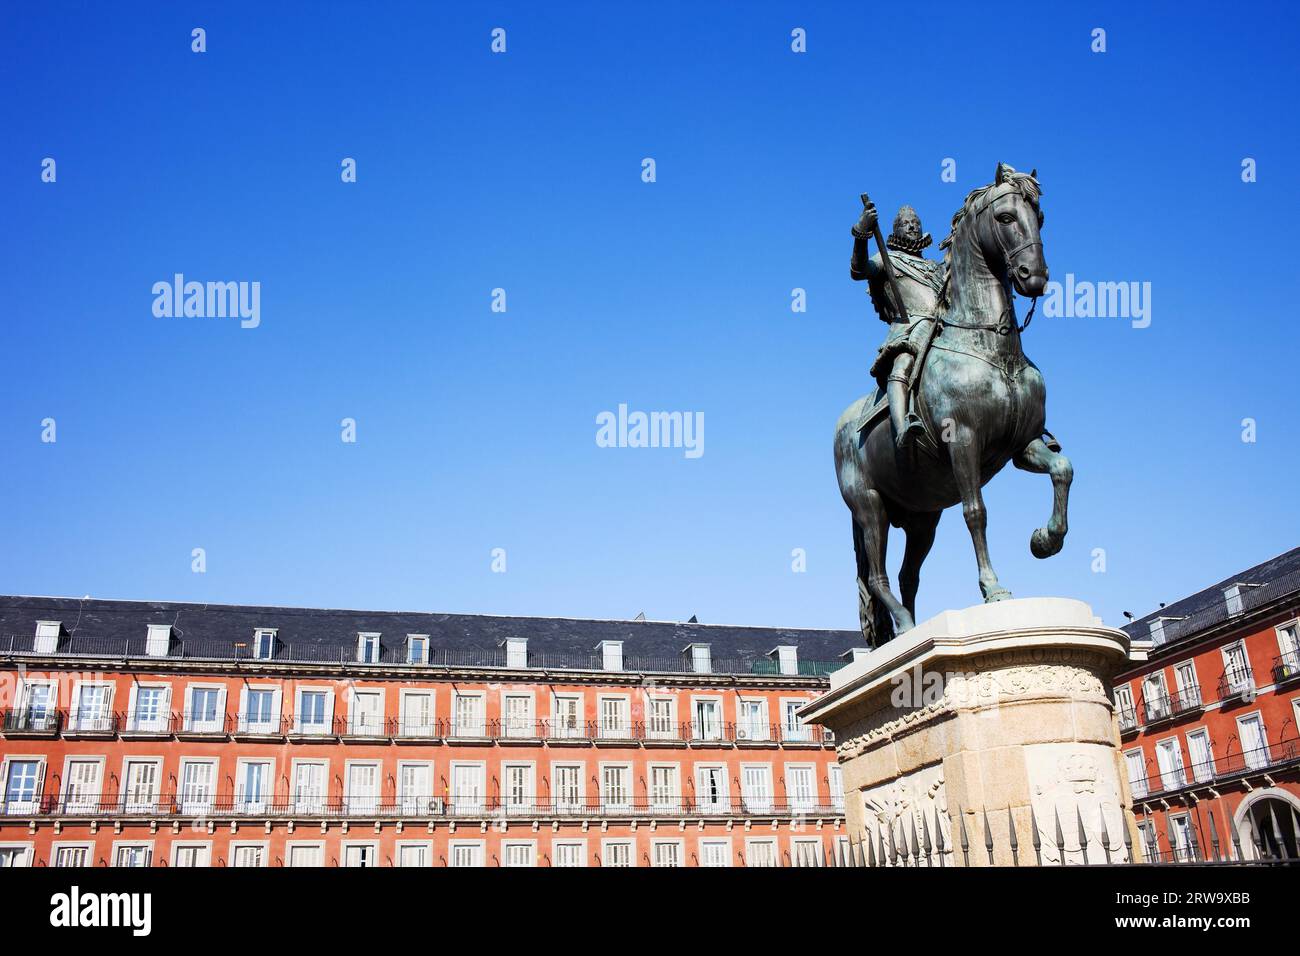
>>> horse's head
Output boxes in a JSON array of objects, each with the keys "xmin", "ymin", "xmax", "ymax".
[{"xmin": 946, "ymin": 163, "xmax": 1048, "ymax": 298}]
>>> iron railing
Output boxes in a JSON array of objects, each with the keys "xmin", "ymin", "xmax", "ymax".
[
  {"xmin": 0, "ymin": 709, "xmax": 834, "ymax": 746},
  {"xmin": 1140, "ymin": 684, "xmax": 1202, "ymax": 725},
  {"xmin": 1127, "ymin": 734, "xmax": 1300, "ymax": 799},
  {"xmin": 1136, "ymin": 568, "xmax": 1300, "ymax": 648},
  {"xmin": 1272, "ymin": 651, "xmax": 1300, "ymax": 684},
  {"xmin": 5, "ymin": 792, "xmax": 844, "ymax": 821},
  {"xmin": 0, "ymin": 633, "xmax": 841, "ymax": 678}
]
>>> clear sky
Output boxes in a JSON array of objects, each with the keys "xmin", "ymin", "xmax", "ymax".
[{"xmin": 2, "ymin": 1, "xmax": 1297, "ymax": 634}]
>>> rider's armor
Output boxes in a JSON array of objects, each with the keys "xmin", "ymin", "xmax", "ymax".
[{"xmin": 852, "ymin": 207, "xmax": 947, "ymax": 450}]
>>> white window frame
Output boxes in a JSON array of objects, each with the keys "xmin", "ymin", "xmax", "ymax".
[
  {"xmin": 357, "ymin": 632, "xmax": 382, "ymax": 664},
  {"xmin": 229, "ymin": 841, "xmax": 270, "ymax": 867},
  {"xmin": 398, "ymin": 689, "xmax": 437, "ymax": 738},
  {"xmin": 741, "ymin": 763, "xmax": 774, "ymax": 813},
  {"xmin": 600, "ymin": 839, "xmax": 634, "ymax": 868},
  {"xmin": 502, "ymin": 762, "xmax": 536, "ymax": 815},
  {"xmin": 552, "ymin": 839, "xmax": 587, "ymax": 867},
  {"xmin": 344, "ymin": 760, "xmax": 382, "ymax": 815},
  {"xmin": 69, "ymin": 680, "xmax": 115, "ymax": 733},
  {"xmin": 238, "ymin": 684, "xmax": 281, "ymax": 735},
  {"xmin": 177, "ymin": 757, "xmax": 219, "ymax": 815},
  {"xmin": 17, "ymin": 678, "xmax": 58, "ymax": 732},
  {"xmin": 396, "ymin": 760, "xmax": 434, "ymax": 815},
  {"xmin": 698, "ymin": 837, "xmax": 732, "ymax": 867},
  {"xmin": 597, "ymin": 694, "xmax": 630, "ymax": 739},
  {"xmin": 695, "ymin": 763, "xmax": 729, "ymax": 813},
  {"xmin": 828, "ymin": 763, "xmax": 845, "ymax": 811},
  {"xmin": 551, "ymin": 761, "xmax": 587, "ymax": 814},
  {"xmin": 294, "ymin": 686, "xmax": 334, "ymax": 735},
  {"xmin": 252, "ymin": 628, "xmax": 277, "ymax": 661},
  {"xmin": 1221, "ymin": 641, "xmax": 1253, "ymax": 692},
  {"xmin": 1124, "ymin": 748, "xmax": 1149, "ymax": 798},
  {"xmin": 449, "ymin": 761, "xmax": 486, "ymax": 815},
  {"xmin": 59, "ymin": 755, "xmax": 105, "ymax": 814},
  {"xmin": 780, "ymin": 697, "xmax": 812, "ymax": 742},
  {"xmin": 1236, "ymin": 711, "xmax": 1269, "ymax": 769},
  {"xmin": 448, "ymin": 840, "xmax": 485, "ymax": 867},
  {"xmin": 291, "ymin": 759, "xmax": 329, "ymax": 814},
  {"xmin": 791, "ymin": 837, "xmax": 824, "ymax": 867},
  {"xmin": 501, "ymin": 840, "xmax": 538, "ymax": 867},
  {"xmin": 648, "ymin": 763, "xmax": 680, "ymax": 811},
  {"xmin": 347, "ymin": 687, "xmax": 386, "ymax": 737},
  {"xmin": 50, "ymin": 842, "xmax": 94, "ymax": 868},
  {"xmin": 599, "ymin": 762, "xmax": 632, "ymax": 812},
  {"xmin": 551, "ymin": 692, "xmax": 585, "ymax": 740},
  {"xmin": 745, "ymin": 837, "xmax": 779, "ymax": 867},
  {"xmin": 736, "ymin": 697, "xmax": 769, "ymax": 741},
  {"xmin": 184, "ymin": 682, "xmax": 227, "ymax": 734},
  {"xmin": 118, "ymin": 756, "xmax": 162, "ymax": 814},
  {"xmin": 170, "ymin": 841, "xmax": 212, "ymax": 868},
  {"xmin": 286, "ymin": 841, "xmax": 325, "ymax": 867},
  {"xmin": 406, "ymin": 634, "xmax": 429, "ymax": 665},
  {"xmin": 34, "ymin": 620, "xmax": 62, "ymax": 654},
  {"xmin": 651, "ymin": 838, "xmax": 684, "ymax": 867},
  {"xmin": 690, "ymin": 696, "xmax": 723, "ymax": 741},
  {"xmin": 784, "ymin": 762, "xmax": 818, "ymax": 812},
  {"xmin": 1186, "ymin": 728, "xmax": 1215, "ymax": 782},
  {"xmin": 1277, "ymin": 621, "xmax": 1300, "ymax": 676},
  {"xmin": 451, "ymin": 691, "xmax": 487, "ymax": 738},
  {"xmin": 502, "ymin": 690, "xmax": 536, "ymax": 738},
  {"xmin": 0, "ymin": 843, "xmax": 34, "ymax": 867},
  {"xmin": 145, "ymin": 624, "xmax": 172, "ymax": 657},
  {"xmin": 1, "ymin": 756, "xmax": 46, "ymax": 815},
  {"xmin": 341, "ymin": 841, "xmax": 380, "ymax": 868},
  {"xmin": 395, "ymin": 841, "xmax": 433, "ymax": 868},
  {"xmin": 111, "ymin": 841, "xmax": 154, "ymax": 868},
  {"xmin": 234, "ymin": 757, "xmax": 275, "ymax": 814},
  {"xmin": 1154, "ymin": 737, "xmax": 1187, "ymax": 791},
  {"xmin": 645, "ymin": 695, "xmax": 677, "ymax": 741}
]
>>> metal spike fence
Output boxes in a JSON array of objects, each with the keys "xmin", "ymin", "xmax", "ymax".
[{"xmin": 828, "ymin": 800, "xmax": 1300, "ymax": 867}]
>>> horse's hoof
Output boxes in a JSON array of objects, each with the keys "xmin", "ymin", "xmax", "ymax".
[
  {"xmin": 983, "ymin": 587, "xmax": 1013, "ymax": 602},
  {"xmin": 1030, "ymin": 527, "xmax": 1063, "ymax": 559}
]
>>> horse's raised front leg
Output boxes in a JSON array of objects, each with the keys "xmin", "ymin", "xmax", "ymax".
[
  {"xmin": 949, "ymin": 429, "xmax": 1011, "ymax": 601},
  {"xmin": 1013, "ymin": 436, "xmax": 1073, "ymax": 558}
]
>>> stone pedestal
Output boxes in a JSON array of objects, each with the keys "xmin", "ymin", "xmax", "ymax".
[{"xmin": 801, "ymin": 598, "xmax": 1146, "ymax": 865}]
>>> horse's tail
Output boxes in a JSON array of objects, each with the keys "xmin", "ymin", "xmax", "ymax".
[{"xmin": 851, "ymin": 517, "xmax": 895, "ymax": 649}]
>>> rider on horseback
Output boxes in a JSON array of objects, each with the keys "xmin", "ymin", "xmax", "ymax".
[{"xmin": 851, "ymin": 201, "xmax": 946, "ymax": 451}]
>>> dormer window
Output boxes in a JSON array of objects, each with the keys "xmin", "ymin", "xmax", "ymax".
[
  {"xmin": 253, "ymin": 628, "xmax": 277, "ymax": 661},
  {"xmin": 407, "ymin": 634, "xmax": 429, "ymax": 665},
  {"xmin": 357, "ymin": 633, "xmax": 381, "ymax": 664},
  {"xmin": 598, "ymin": 640, "xmax": 624, "ymax": 672},
  {"xmin": 503, "ymin": 638, "xmax": 528, "ymax": 669},
  {"xmin": 145, "ymin": 624, "xmax": 173, "ymax": 657},
  {"xmin": 685, "ymin": 643, "xmax": 712, "ymax": 674},
  {"xmin": 769, "ymin": 645, "xmax": 799, "ymax": 676},
  {"xmin": 34, "ymin": 621, "xmax": 63, "ymax": 654}
]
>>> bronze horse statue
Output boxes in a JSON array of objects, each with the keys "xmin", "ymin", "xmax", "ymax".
[{"xmin": 834, "ymin": 166, "xmax": 1072, "ymax": 646}]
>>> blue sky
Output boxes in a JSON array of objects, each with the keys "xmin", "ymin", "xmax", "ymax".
[{"xmin": 1, "ymin": 1, "xmax": 1297, "ymax": 635}]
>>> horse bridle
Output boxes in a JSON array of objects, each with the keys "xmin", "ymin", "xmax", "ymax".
[{"xmin": 943, "ymin": 184, "xmax": 1041, "ymax": 334}]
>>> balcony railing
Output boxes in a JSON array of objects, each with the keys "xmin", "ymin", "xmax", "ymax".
[
  {"xmin": 1129, "ymin": 734, "xmax": 1300, "ymax": 798},
  {"xmin": 0, "ymin": 632, "xmax": 840, "ymax": 679},
  {"xmin": 2, "ymin": 711, "xmax": 836, "ymax": 747},
  {"xmin": 1272, "ymin": 651, "xmax": 1300, "ymax": 684},
  {"xmin": 1217, "ymin": 669, "xmax": 1256, "ymax": 702},
  {"xmin": 1116, "ymin": 707, "xmax": 1139, "ymax": 734},
  {"xmin": 1141, "ymin": 684, "xmax": 1202, "ymax": 725},
  {"xmin": 15, "ymin": 792, "xmax": 844, "ymax": 821}
]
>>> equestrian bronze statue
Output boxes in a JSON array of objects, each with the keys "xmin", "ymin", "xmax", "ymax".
[{"xmin": 835, "ymin": 164, "xmax": 1073, "ymax": 647}]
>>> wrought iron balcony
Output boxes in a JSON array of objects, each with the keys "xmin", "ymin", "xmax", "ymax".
[
  {"xmin": 1217, "ymin": 669, "xmax": 1256, "ymax": 702},
  {"xmin": 1272, "ymin": 651, "xmax": 1300, "ymax": 685}
]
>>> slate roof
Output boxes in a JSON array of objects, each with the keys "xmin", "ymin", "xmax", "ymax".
[
  {"xmin": 1120, "ymin": 546, "xmax": 1300, "ymax": 650},
  {"xmin": 0, "ymin": 595, "xmax": 864, "ymax": 671}
]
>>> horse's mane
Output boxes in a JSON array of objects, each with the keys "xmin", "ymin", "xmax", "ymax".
[{"xmin": 937, "ymin": 170, "xmax": 1041, "ymax": 310}]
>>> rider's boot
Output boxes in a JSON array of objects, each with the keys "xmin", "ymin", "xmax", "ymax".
[{"xmin": 887, "ymin": 375, "xmax": 925, "ymax": 451}]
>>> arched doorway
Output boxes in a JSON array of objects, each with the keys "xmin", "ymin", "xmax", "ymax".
[{"xmin": 1233, "ymin": 790, "xmax": 1300, "ymax": 860}]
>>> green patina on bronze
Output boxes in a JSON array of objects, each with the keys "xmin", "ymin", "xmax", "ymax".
[{"xmin": 836, "ymin": 164, "xmax": 1072, "ymax": 647}]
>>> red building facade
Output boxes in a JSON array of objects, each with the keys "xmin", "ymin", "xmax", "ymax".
[
  {"xmin": 0, "ymin": 597, "xmax": 854, "ymax": 868},
  {"xmin": 1114, "ymin": 548, "xmax": 1300, "ymax": 863}
]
